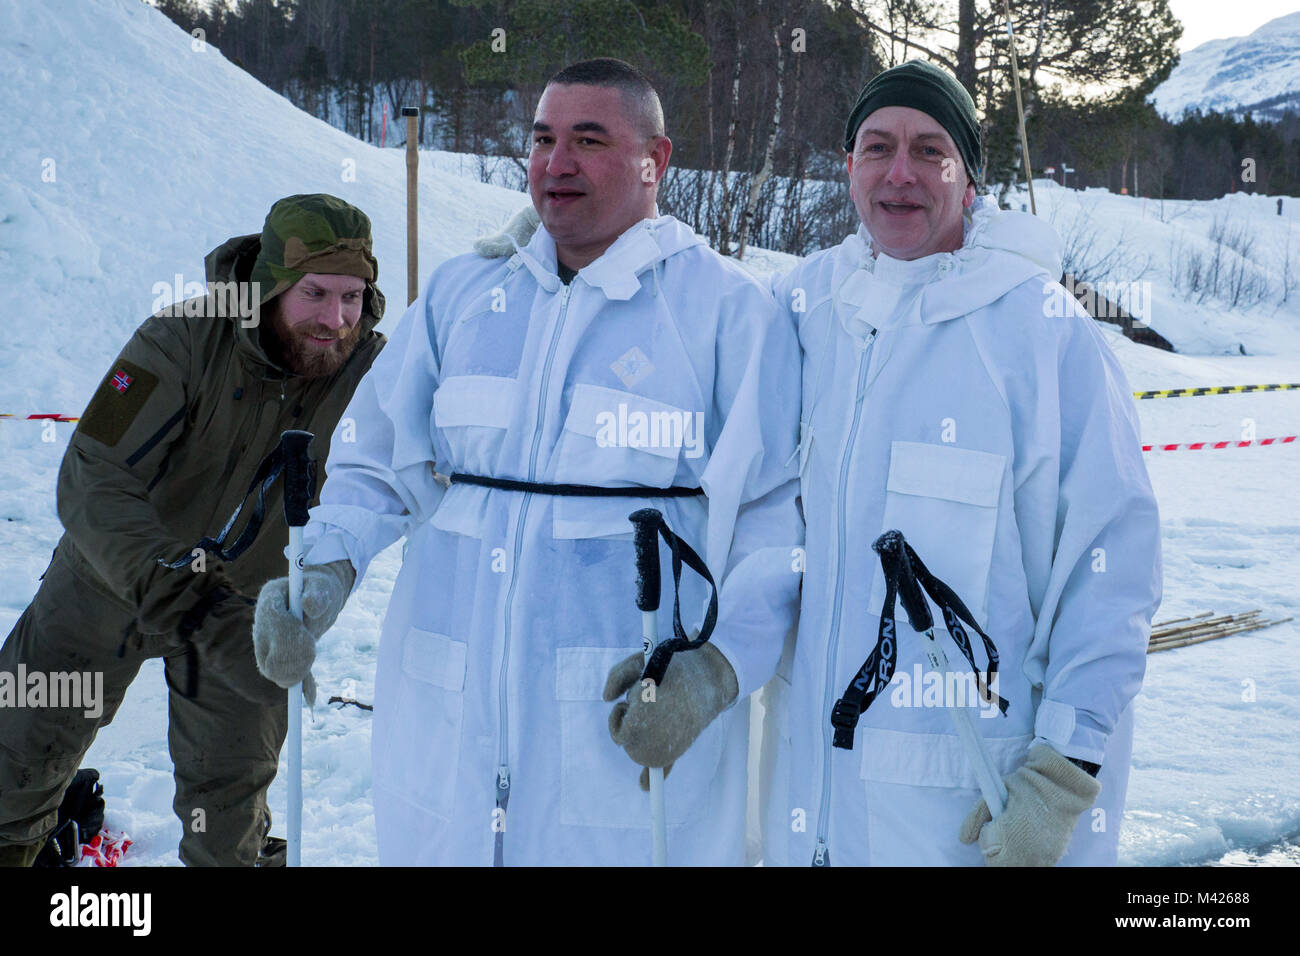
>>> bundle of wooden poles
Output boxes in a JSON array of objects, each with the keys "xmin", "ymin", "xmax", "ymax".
[{"xmin": 1147, "ymin": 609, "xmax": 1293, "ymax": 653}]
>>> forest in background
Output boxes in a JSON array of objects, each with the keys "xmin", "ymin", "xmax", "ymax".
[{"xmin": 152, "ymin": 0, "xmax": 1300, "ymax": 256}]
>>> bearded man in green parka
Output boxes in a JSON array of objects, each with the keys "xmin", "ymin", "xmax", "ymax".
[{"xmin": 0, "ymin": 194, "xmax": 386, "ymax": 867}]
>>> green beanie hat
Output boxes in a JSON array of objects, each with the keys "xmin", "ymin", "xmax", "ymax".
[
  {"xmin": 843, "ymin": 60, "xmax": 983, "ymax": 182},
  {"xmin": 249, "ymin": 194, "xmax": 379, "ymax": 306}
]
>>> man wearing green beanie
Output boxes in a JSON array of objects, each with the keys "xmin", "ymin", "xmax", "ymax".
[
  {"xmin": 841, "ymin": 58, "xmax": 984, "ymax": 260},
  {"xmin": 0, "ymin": 194, "xmax": 386, "ymax": 867},
  {"xmin": 842, "ymin": 59, "xmax": 984, "ymax": 179},
  {"xmin": 761, "ymin": 61, "xmax": 1161, "ymax": 868}
]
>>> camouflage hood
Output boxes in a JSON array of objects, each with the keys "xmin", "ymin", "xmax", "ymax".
[{"xmin": 203, "ymin": 194, "xmax": 386, "ymax": 374}]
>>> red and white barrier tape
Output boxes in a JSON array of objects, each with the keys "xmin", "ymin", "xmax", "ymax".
[
  {"xmin": 1143, "ymin": 436, "xmax": 1297, "ymax": 451},
  {"xmin": 4, "ymin": 415, "xmax": 1295, "ymax": 454}
]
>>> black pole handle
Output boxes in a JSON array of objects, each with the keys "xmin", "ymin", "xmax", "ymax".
[
  {"xmin": 281, "ymin": 430, "xmax": 315, "ymax": 528},
  {"xmin": 629, "ymin": 508, "xmax": 662, "ymax": 613},
  {"xmin": 873, "ymin": 530, "xmax": 933, "ymax": 632}
]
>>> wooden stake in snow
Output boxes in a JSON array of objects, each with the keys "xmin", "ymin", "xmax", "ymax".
[
  {"xmin": 1002, "ymin": 0, "xmax": 1036, "ymax": 215},
  {"xmin": 403, "ymin": 106, "xmax": 419, "ymax": 305}
]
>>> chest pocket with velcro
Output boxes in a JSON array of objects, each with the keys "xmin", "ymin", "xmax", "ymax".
[{"xmin": 551, "ymin": 383, "xmax": 697, "ymax": 540}]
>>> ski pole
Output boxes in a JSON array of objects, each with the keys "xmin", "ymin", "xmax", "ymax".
[
  {"xmin": 629, "ymin": 508, "xmax": 668, "ymax": 867},
  {"xmin": 892, "ymin": 541, "xmax": 1007, "ymax": 818},
  {"xmin": 280, "ymin": 429, "xmax": 316, "ymax": 867}
]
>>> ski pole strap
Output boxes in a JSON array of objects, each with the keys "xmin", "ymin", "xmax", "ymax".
[
  {"xmin": 831, "ymin": 530, "xmax": 1009, "ymax": 751},
  {"xmin": 157, "ymin": 443, "xmax": 309, "ymax": 568},
  {"xmin": 450, "ymin": 473, "xmax": 703, "ymax": 498},
  {"xmin": 899, "ymin": 536, "xmax": 1007, "ymax": 718},
  {"xmin": 629, "ymin": 508, "xmax": 719, "ymax": 686},
  {"xmin": 830, "ymin": 544, "xmax": 902, "ymax": 749}
]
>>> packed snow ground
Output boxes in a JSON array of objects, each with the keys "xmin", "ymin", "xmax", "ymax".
[{"xmin": 1, "ymin": 0, "xmax": 1297, "ymax": 866}]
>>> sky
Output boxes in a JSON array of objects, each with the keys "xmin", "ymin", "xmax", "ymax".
[{"xmin": 1167, "ymin": 0, "xmax": 1300, "ymax": 50}]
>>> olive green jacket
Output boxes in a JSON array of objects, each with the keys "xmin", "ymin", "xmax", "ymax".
[{"xmin": 55, "ymin": 235, "xmax": 386, "ymax": 636}]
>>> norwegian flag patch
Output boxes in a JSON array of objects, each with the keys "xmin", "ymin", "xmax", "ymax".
[{"xmin": 80, "ymin": 360, "xmax": 159, "ymax": 448}]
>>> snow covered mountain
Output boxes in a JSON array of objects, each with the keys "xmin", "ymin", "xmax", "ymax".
[{"xmin": 1151, "ymin": 11, "xmax": 1300, "ymax": 121}]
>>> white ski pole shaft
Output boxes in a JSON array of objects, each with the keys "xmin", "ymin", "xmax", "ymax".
[
  {"xmin": 287, "ymin": 526, "xmax": 304, "ymax": 866},
  {"xmin": 630, "ymin": 508, "xmax": 669, "ymax": 867},
  {"xmin": 280, "ymin": 429, "xmax": 315, "ymax": 869},
  {"xmin": 642, "ymin": 609, "xmax": 667, "ymax": 867},
  {"xmin": 919, "ymin": 628, "xmax": 1007, "ymax": 817},
  {"xmin": 886, "ymin": 531, "xmax": 1006, "ymax": 819}
]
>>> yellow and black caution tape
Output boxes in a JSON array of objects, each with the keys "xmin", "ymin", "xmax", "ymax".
[{"xmin": 1134, "ymin": 383, "xmax": 1300, "ymax": 400}]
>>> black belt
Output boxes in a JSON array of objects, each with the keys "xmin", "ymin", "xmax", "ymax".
[{"xmin": 449, "ymin": 473, "xmax": 703, "ymax": 498}]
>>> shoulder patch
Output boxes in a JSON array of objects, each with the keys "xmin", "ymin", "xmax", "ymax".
[{"xmin": 78, "ymin": 360, "xmax": 160, "ymax": 447}]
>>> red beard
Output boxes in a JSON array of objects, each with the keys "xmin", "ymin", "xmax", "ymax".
[{"xmin": 268, "ymin": 308, "xmax": 362, "ymax": 378}]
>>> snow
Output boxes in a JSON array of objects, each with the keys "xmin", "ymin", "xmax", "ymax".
[
  {"xmin": 1008, "ymin": 181, "xmax": 1300, "ymax": 356},
  {"xmin": 1, "ymin": 0, "xmax": 1297, "ymax": 866},
  {"xmin": 1151, "ymin": 11, "xmax": 1300, "ymax": 120}
]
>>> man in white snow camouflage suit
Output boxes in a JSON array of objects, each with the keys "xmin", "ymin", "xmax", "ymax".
[{"xmin": 252, "ymin": 58, "xmax": 804, "ymax": 865}]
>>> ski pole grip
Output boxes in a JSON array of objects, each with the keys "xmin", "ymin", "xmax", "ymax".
[
  {"xmin": 875, "ymin": 530, "xmax": 933, "ymax": 632},
  {"xmin": 629, "ymin": 508, "xmax": 662, "ymax": 613},
  {"xmin": 895, "ymin": 544, "xmax": 933, "ymax": 633},
  {"xmin": 280, "ymin": 430, "xmax": 316, "ymax": 528}
]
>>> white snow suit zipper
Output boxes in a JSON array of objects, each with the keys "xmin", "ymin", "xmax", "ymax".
[
  {"xmin": 812, "ymin": 326, "xmax": 877, "ymax": 867},
  {"xmin": 493, "ymin": 282, "xmax": 574, "ymax": 866}
]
